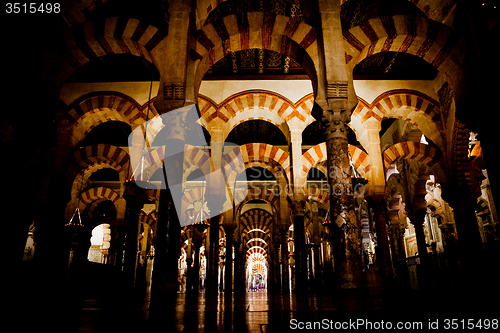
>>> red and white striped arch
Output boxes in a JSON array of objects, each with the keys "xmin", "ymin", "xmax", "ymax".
[
  {"xmin": 63, "ymin": 17, "xmax": 167, "ymax": 70},
  {"xmin": 302, "ymin": 143, "xmax": 370, "ymax": 180}
]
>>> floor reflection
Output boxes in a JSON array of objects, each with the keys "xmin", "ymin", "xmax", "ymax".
[{"xmin": 69, "ymin": 271, "xmax": 499, "ymax": 332}]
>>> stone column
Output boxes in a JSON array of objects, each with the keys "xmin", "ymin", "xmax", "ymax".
[
  {"xmin": 306, "ymin": 243, "xmax": 314, "ymax": 287},
  {"xmin": 316, "ymin": 0, "xmax": 360, "ymax": 290},
  {"xmin": 387, "ymin": 196, "xmax": 403, "ymax": 265},
  {"xmin": 388, "ymin": 218, "xmax": 408, "ymax": 287},
  {"xmin": 271, "ymin": 241, "xmax": 281, "ymax": 292},
  {"xmin": 224, "ymin": 226, "xmax": 234, "ymax": 294},
  {"xmin": 292, "ymin": 199, "xmax": 308, "ymax": 292},
  {"xmin": 310, "ymin": 201, "xmax": 323, "ymax": 291},
  {"xmin": 439, "ymin": 219, "xmax": 459, "ymax": 258},
  {"xmin": 280, "ymin": 228, "xmax": 290, "ymax": 293},
  {"xmin": 412, "ymin": 210, "xmax": 429, "ymax": 264},
  {"xmin": 411, "ymin": 209, "xmax": 432, "ymax": 289},
  {"xmin": 26, "ymin": 118, "xmax": 72, "ymax": 304},
  {"xmin": 323, "ymin": 109, "xmax": 361, "ymax": 289},
  {"xmin": 206, "ymin": 203, "xmax": 222, "ymax": 295},
  {"xmin": 233, "ymin": 237, "xmax": 243, "ymax": 293},
  {"xmin": 447, "ymin": 189, "xmax": 483, "ymax": 256},
  {"xmin": 150, "ymin": 167, "xmax": 182, "ymax": 309},
  {"xmin": 370, "ymin": 197, "xmax": 393, "ymax": 284},
  {"xmin": 64, "ymin": 222, "xmax": 88, "ymax": 295},
  {"xmin": 122, "ymin": 182, "xmax": 150, "ymax": 291},
  {"xmin": 322, "ymin": 237, "xmax": 335, "ymax": 292},
  {"xmin": 149, "ymin": 110, "xmax": 187, "ymax": 317},
  {"xmin": 312, "ymin": 242, "xmax": 322, "ymax": 291},
  {"xmin": 266, "ymin": 245, "xmax": 274, "ymax": 293},
  {"xmin": 188, "ymin": 224, "xmax": 207, "ymax": 293},
  {"xmin": 29, "ymin": 179, "xmax": 71, "ymax": 310},
  {"xmin": 185, "ymin": 237, "xmax": 195, "ymax": 293},
  {"xmin": 359, "ymin": 119, "xmax": 386, "ymax": 194},
  {"xmin": 147, "ymin": 0, "xmax": 195, "ymax": 322}
]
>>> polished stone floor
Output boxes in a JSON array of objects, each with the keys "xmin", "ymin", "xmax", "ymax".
[{"xmin": 12, "ymin": 270, "xmax": 499, "ymax": 333}]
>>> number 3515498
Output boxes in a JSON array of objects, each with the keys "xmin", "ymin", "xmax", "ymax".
[{"xmin": 6, "ymin": 3, "xmax": 61, "ymax": 14}]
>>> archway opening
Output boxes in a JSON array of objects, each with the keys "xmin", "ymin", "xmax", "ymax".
[
  {"xmin": 78, "ymin": 121, "xmax": 132, "ymax": 148},
  {"xmin": 307, "ymin": 167, "xmax": 326, "ymax": 181},
  {"xmin": 67, "ymin": 53, "xmax": 160, "ymax": 83},
  {"xmin": 353, "ymin": 51, "xmax": 438, "ymax": 80},
  {"xmin": 197, "ymin": 42, "xmax": 318, "ymax": 115},
  {"xmin": 226, "ymin": 120, "xmax": 288, "ymax": 146},
  {"xmin": 87, "ymin": 223, "xmax": 111, "ymax": 264},
  {"xmin": 246, "ymin": 251, "xmax": 268, "ymax": 292}
]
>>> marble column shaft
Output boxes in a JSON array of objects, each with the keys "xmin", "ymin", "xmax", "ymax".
[
  {"xmin": 150, "ymin": 137, "xmax": 184, "ymax": 311},
  {"xmin": 448, "ymin": 190, "xmax": 483, "ymax": 255},
  {"xmin": 310, "ymin": 201, "xmax": 322, "ymax": 290},
  {"xmin": 280, "ymin": 228, "xmax": 290, "ymax": 292},
  {"xmin": 292, "ymin": 200, "xmax": 307, "ymax": 292},
  {"xmin": 412, "ymin": 209, "xmax": 429, "ymax": 265},
  {"xmin": 233, "ymin": 239, "xmax": 243, "ymax": 293},
  {"xmin": 324, "ymin": 110, "xmax": 360, "ymax": 289},
  {"xmin": 122, "ymin": 193, "xmax": 146, "ymax": 290},
  {"xmin": 224, "ymin": 227, "xmax": 234, "ymax": 294},
  {"xmin": 188, "ymin": 225, "xmax": 205, "ymax": 293},
  {"xmin": 272, "ymin": 240, "xmax": 281, "ymax": 292},
  {"xmin": 371, "ymin": 198, "xmax": 393, "ymax": 282},
  {"xmin": 206, "ymin": 211, "xmax": 221, "ymax": 295}
]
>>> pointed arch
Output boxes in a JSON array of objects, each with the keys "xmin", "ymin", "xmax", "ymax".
[
  {"xmin": 193, "ymin": 12, "xmax": 319, "ymax": 95},
  {"xmin": 198, "ymin": 91, "xmax": 315, "ymax": 142},
  {"xmin": 343, "ymin": 14, "xmax": 466, "ymax": 104},
  {"xmin": 79, "ymin": 186, "xmax": 120, "ymax": 206},
  {"xmin": 383, "ymin": 141, "xmax": 447, "ymax": 183},
  {"xmin": 63, "ymin": 17, "xmax": 167, "ymax": 71},
  {"xmin": 240, "ymin": 209, "xmax": 274, "ymax": 244},
  {"xmin": 302, "ymin": 143, "xmax": 370, "ymax": 179},
  {"xmin": 351, "ymin": 89, "xmax": 444, "ymax": 152},
  {"xmin": 235, "ymin": 187, "xmax": 279, "ymax": 209},
  {"xmin": 63, "ymin": 93, "xmax": 159, "ymax": 148},
  {"xmin": 73, "ymin": 144, "xmax": 130, "ymax": 174},
  {"xmin": 224, "ymin": 143, "xmax": 290, "ymax": 183}
]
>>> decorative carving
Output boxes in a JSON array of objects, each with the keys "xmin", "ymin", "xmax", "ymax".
[
  {"xmin": 283, "ymin": 55, "xmax": 290, "ymax": 73},
  {"xmin": 162, "ymin": 108, "xmax": 189, "ymax": 143},
  {"xmin": 258, "ymin": 49, "xmax": 265, "ymax": 73},
  {"xmin": 327, "ymin": 81, "xmax": 348, "ymax": 99},
  {"xmin": 266, "ymin": 50, "xmax": 282, "ymax": 67},
  {"xmin": 205, "ymin": 0, "xmax": 307, "ymax": 25},
  {"xmin": 164, "ymin": 83, "xmax": 185, "ymax": 100},
  {"xmin": 322, "ymin": 109, "xmax": 350, "ymax": 140},
  {"xmin": 292, "ymin": 200, "xmax": 307, "ymax": 216},
  {"xmin": 240, "ymin": 49, "xmax": 255, "ymax": 68},
  {"xmin": 213, "ymin": 55, "xmax": 230, "ymax": 68},
  {"xmin": 231, "ymin": 52, "xmax": 238, "ymax": 73},
  {"xmin": 326, "ymin": 81, "xmax": 349, "ymax": 112}
]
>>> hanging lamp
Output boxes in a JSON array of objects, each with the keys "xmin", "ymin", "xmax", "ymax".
[{"xmin": 66, "ymin": 171, "xmax": 85, "ymax": 227}]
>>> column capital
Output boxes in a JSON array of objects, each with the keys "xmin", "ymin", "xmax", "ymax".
[
  {"xmin": 123, "ymin": 181, "xmax": 152, "ymax": 207},
  {"xmin": 161, "ymin": 107, "xmax": 190, "ymax": 141},
  {"xmin": 322, "ymin": 109, "xmax": 351, "ymax": 140},
  {"xmin": 206, "ymin": 198, "xmax": 224, "ymax": 217},
  {"xmin": 279, "ymin": 227, "xmax": 289, "ymax": 239},
  {"xmin": 224, "ymin": 225, "xmax": 235, "ymax": 237},
  {"xmin": 292, "ymin": 200, "xmax": 307, "ymax": 216},
  {"xmin": 411, "ymin": 209, "xmax": 427, "ymax": 225}
]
